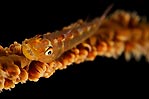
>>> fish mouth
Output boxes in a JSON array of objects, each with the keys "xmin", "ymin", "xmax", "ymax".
[{"xmin": 22, "ymin": 43, "xmax": 38, "ymax": 61}]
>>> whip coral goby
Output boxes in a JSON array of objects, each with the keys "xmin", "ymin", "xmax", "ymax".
[{"xmin": 22, "ymin": 4, "xmax": 113, "ymax": 63}]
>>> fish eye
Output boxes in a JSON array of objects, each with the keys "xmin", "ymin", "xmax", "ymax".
[{"xmin": 45, "ymin": 46, "xmax": 53, "ymax": 55}]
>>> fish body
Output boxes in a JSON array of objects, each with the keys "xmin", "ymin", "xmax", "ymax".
[{"xmin": 22, "ymin": 5, "xmax": 113, "ymax": 63}]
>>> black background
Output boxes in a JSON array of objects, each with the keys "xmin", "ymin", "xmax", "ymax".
[{"xmin": 0, "ymin": 0, "xmax": 149, "ymax": 98}]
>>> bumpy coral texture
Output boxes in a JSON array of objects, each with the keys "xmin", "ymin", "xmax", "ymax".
[{"xmin": 0, "ymin": 10, "xmax": 149, "ymax": 92}]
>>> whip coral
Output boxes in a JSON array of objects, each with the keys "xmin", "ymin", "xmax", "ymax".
[{"xmin": 0, "ymin": 10, "xmax": 148, "ymax": 92}]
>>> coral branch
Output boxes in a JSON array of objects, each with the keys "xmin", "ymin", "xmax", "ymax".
[{"xmin": 0, "ymin": 10, "xmax": 149, "ymax": 92}]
